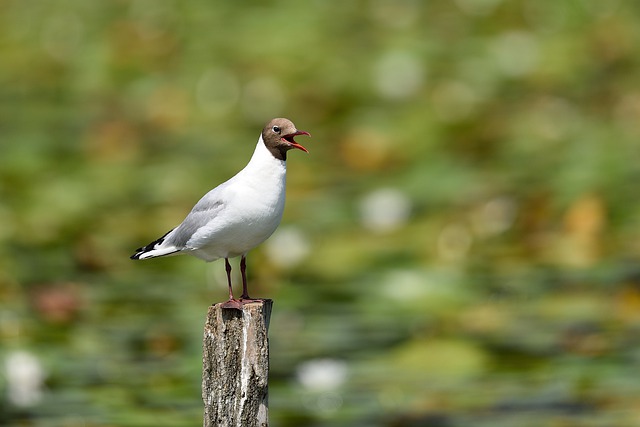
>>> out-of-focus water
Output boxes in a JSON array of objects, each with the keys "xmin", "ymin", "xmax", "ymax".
[{"xmin": 1, "ymin": 1, "xmax": 640, "ymax": 426}]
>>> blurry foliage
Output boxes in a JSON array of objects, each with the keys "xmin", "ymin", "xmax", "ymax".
[{"xmin": 1, "ymin": 0, "xmax": 640, "ymax": 426}]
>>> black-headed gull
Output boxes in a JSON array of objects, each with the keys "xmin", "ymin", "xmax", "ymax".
[{"xmin": 131, "ymin": 118, "xmax": 310, "ymax": 308}]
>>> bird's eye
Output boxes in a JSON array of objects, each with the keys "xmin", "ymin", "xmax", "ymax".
[{"xmin": 272, "ymin": 126, "xmax": 281, "ymax": 133}]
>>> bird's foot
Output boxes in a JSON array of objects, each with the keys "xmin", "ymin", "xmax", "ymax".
[
  {"xmin": 240, "ymin": 295, "xmax": 266, "ymax": 304},
  {"xmin": 220, "ymin": 299, "xmax": 244, "ymax": 310},
  {"xmin": 220, "ymin": 297, "xmax": 266, "ymax": 310}
]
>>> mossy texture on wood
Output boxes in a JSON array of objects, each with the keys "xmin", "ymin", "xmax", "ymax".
[{"xmin": 202, "ymin": 300, "xmax": 272, "ymax": 427}]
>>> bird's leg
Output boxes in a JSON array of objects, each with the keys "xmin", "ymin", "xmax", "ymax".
[
  {"xmin": 221, "ymin": 258, "xmax": 243, "ymax": 309},
  {"xmin": 225, "ymin": 257, "xmax": 234, "ymax": 300},
  {"xmin": 222, "ymin": 256, "xmax": 263, "ymax": 309},
  {"xmin": 240, "ymin": 255, "xmax": 250, "ymax": 299},
  {"xmin": 239, "ymin": 255, "xmax": 265, "ymax": 304}
]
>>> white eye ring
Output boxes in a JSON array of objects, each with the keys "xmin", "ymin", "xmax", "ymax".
[{"xmin": 272, "ymin": 126, "xmax": 281, "ymax": 133}]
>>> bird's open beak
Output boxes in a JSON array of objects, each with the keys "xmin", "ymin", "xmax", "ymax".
[{"xmin": 282, "ymin": 130, "xmax": 311, "ymax": 153}]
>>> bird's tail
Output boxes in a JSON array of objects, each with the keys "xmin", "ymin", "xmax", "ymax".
[{"xmin": 130, "ymin": 228, "xmax": 181, "ymax": 260}]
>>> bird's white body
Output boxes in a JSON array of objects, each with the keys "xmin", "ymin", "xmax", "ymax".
[
  {"xmin": 136, "ymin": 136, "xmax": 286, "ymax": 262},
  {"xmin": 132, "ymin": 117, "xmax": 309, "ymax": 304}
]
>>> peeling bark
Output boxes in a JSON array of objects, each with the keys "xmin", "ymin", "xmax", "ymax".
[{"xmin": 202, "ymin": 300, "xmax": 272, "ymax": 427}]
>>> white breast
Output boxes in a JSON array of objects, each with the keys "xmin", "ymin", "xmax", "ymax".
[{"xmin": 186, "ymin": 138, "xmax": 287, "ymax": 261}]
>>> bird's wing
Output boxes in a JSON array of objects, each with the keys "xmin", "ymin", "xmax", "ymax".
[
  {"xmin": 130, "ymin": 227, "xmax": 180, "ymax": 259},
  {"xmin": 130, "ymin": 185, "xmax": 229, "ymax": 260},
  {"xmin": 167, "ymin": 186, "xmax": 229, "ymax": 248}
]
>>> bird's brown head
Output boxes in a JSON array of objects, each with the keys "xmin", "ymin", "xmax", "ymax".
[{"xmin": 261, "ymin": 118, "xmax": 310, "ymax": 161}]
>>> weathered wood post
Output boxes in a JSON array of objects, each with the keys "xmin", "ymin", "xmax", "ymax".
[{"xmin": 202, "ymin": 300, "xmax": 273, "ymax": 427}]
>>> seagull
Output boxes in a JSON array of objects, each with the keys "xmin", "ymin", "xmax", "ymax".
[{"xmin": 131, "ymin": 118, "xmax": 310, "ymax": 309}]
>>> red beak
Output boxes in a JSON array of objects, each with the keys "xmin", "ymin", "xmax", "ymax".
[{"xmin": 282, "ymin": 130, "xmax": 311, "ymax": 153}]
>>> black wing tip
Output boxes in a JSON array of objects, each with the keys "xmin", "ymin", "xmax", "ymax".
[
  {"xmin": 130, "ymin": 245, "xmax": 147, "ymax": 260},
  {"xmin": 130, "ymin": 228, "xmax": 175, "ymax": 261}
]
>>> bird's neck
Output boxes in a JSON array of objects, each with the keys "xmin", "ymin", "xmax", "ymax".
[{"xmin": 240, "ymin": 135, "xmax": 287, "ymax": 181}]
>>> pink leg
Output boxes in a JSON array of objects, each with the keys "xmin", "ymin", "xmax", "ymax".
[
  {"xmin": 240, "ymin": 255, "xmax": 250, "ymax": 299},
  {"xmin": 225, "ymin": 258, "xmax": 234, "ymax": 300},
  {"xmin": 221, "ymin": 258, "xmax": 243, "ymax": 309},
  {"xmin": 239, "ymin": 255, "xmax": 264, "ymax": 303},
  {"xmin": 221, "ymin": 256, "xmax": 263, "ymax": 309}
]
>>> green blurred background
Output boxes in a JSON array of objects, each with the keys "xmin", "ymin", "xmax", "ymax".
[{"xmin": 2, "ymin": 0, "xmax": 640, "ymax": 426}]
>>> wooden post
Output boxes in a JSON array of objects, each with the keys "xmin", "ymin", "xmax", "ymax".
[{"xmin": 202, "ymin": 300, "xmax": 273, "ymax": 427}]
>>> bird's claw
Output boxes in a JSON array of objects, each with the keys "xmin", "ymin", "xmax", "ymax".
[{"xmin": 220, "ymin": 297, "xmax": 266, "ymax": 310}]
